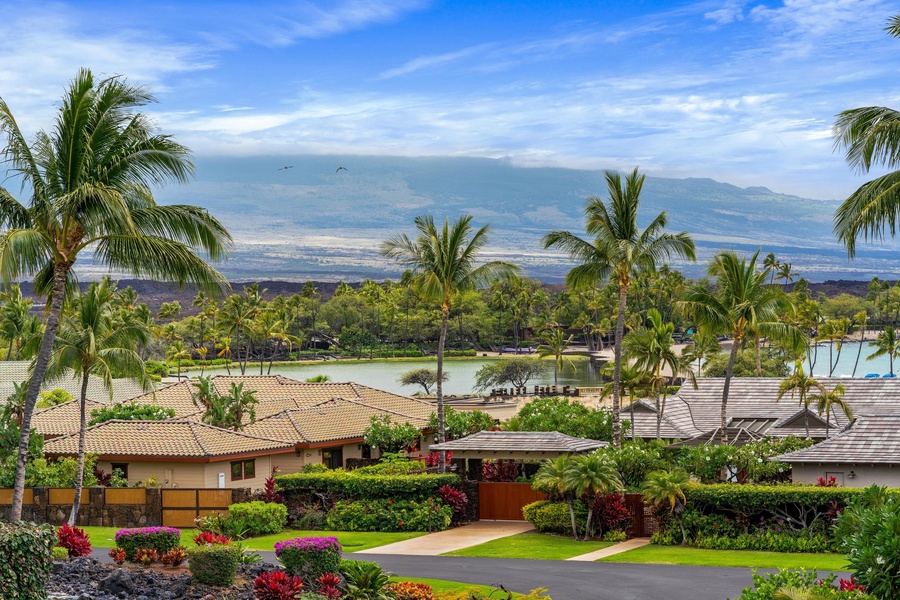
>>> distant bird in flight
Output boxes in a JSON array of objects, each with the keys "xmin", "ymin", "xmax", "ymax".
[
  {"xmin": 278, "ymin": 166, "xmax": 293, "ymax": 171},
  {"xmin": 335, "ymin": 166, "xmax": 347, "ymax": 173}
]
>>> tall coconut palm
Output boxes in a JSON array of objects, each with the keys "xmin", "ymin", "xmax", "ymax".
[
  {"xmin": 833, "ymin": 16, "xmax": 900, "ymax": 258},
  {"xmin": 563, "ymin": 453, "xmax": 622, "ymax": 540},
  {"xmin": 774, "ymin": 262, "xmax": 798, "ymax": 285},
  {"xmin": 623, "ymin": 308, "xmax": 696, "ymax": 442},
  {"xmin": 543, "ymin": 168, "xmax": 696, "ymax": 447},
  {"xmin": 810, "ymin": 383, "xmax": 853, "ymax": 438},
  {"xmin": 381, "ymin": 215, "xmax": 519, "ymax": 471},
  {"xmin": 680, "ymin": 250, "xmax": 805, "ymax": 443},
  {"xmin": 45, "ymin": 277, "xmax": 153, "ymax": 524},
  {"xmin": 600, "ymin": 361, "xmax": 650, "ymax": 442},
  {"xmin": 763, "ymin": 252, "xmax": 780, "ymax": 286},
  {"xmin": 0, "ymin": 69, "xmax": 231, "ymax": 520},
  {"xmin": 868, "ymin": 325, "xmax": 900, "ymax": 375},
  {"xmin": 777, "ymin": 362, "xmax": 826, "ymax": 439},
  {"xmin": 536, "ymin": 327, "xmax": 576, "ymax": 387},
  {"xmin": 681, "ymin": 331, "xmax": 721, "ymax": 374}
]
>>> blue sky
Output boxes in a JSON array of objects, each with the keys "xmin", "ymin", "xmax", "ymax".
[{"xmin": 2, "ymin": 0, "xmax": 899, "ymax": 199}]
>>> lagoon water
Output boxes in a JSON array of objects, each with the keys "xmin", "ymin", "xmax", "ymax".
[
  {"xmin": 806, "ymin": 341, "xmax": 895, "ymax": 378},
  {"xmin": 202, "ymin": 356, "xmax": 607, "ymax": 396}
]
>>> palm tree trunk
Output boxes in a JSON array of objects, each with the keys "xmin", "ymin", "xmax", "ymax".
[
  {"xmin": 659, "ymin": 388, "xmax": 668, "ymax": 443},
  {"xmin": 554, "ymin": 361, "xmax": 559, "ymax": 387},
  {"xmin": 584, "ymin": 505, "xmax": 594, "ymax": 541},
  {"xmin": 12, "ymin": 262, "xmax": 69, "ymax": 520},
  {"xmin": 612, "ymin": 285, "xmax": 627, "ymax": 447},
  {"xmin": 755, "ymin": 334, "xmax": 762, "ymax": 377},
  {"xmin": 435, "ymin": 302, "xmax": 449, "ymax": 473},
  {"xmin": 567, "ymin": 499, "xmax": 578, "ymax": 540},
  {"xmin": 804, "ymin": 409, "xmax": 810, "ymax": 439},
  {"xmin": 853, "ymin": 324, "xmax": 866, "ymax": 377},
  {"xmin": 720, "ymin": 336, "xmax": 741, "ymax": 444},
  {"xmin": 6, "ymin": 338, "xmax": 13, "ymax": 361},
  {"xmin": 631, "ymin": 392, "xmax": 636, "ymax": 443},
  {"xmin": 69, "ymin": 371, "xmax": 90, "ymax": 525}
]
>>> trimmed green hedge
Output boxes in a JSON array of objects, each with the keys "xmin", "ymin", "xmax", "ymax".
[
  {"xmin": 325, "ymin": 498, "xmax": 452, "ymax": 532},
  {"xmin": 684, "ymin": 484, "xmax": 871, "ymax": 512},
  {"xmin": 522, "ymin": 500, "xmax": 588, "ymax": 535},
  {"xmin": 276, "ymin": 471, "xmax": 459, "ymax": 500},
  {"xmin": 0, "ymin": 521, "xmax": 56, "ymax": 600},
  {"xmin": 228, "ymin": 501, "xmax": 287, "ymax": 536},
  {"xmin": 187, "ymin": 544, "xmax": 240, "ymax": 586}
]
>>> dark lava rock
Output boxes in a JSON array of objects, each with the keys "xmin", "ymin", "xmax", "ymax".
[{"xmin": 98, "ymin": 569, "xmax": 135, "ymax": 595}]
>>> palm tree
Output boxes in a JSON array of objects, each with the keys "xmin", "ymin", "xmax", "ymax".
[
  {"xmin": 623, "ymin": 308, "xmax": 696, "ymax": 442},
  {"xmin": 833, "ymin": 15, "xmax": 900, "ymax": 258},
  {"xmin": 763, "ymin": 252, "xmax": 780, "ymax": 286},
  {"xmin": 381, "ymin": 215, "xmax": 518, "ymax": 472},
  {"xmin": 774, "ymin": 262, "xmax": 798, "ymax": 285},
  {"xmin": 642, "ymin": 469, "xmax": 691, "ymax": 544},
  {"xmin": 536, "ymin": 327, "xmax": 576, "ymax": 387},
  {"xmin": 166, "ymin": 341, "xmax": 192, "ymax": 379},
  {"xmin": 0, "ymin": 69, "xmax": 231, "ymax": 520},
  {"xmin": 0, "ymin": 285, "xmax": 33, "ymax": 360},
  {"xmin": 777, "ymin": 362, "xmax": 826, "ymax": 439},
  {"xmin": 810, "ymin": 383, "xmax": 853, "ymax": 438},
  {"xmin": 45, "ymin": 277, "xmax": 152, "ymax": 524},
  {"xmin": 600, "ymin": 362, "xmax": 650, "ymax": 442},
  {"xmin": 543, "ymin": 168, "xmax": 696, "ymax": 447},
  {"xmin": 563, "ymin": 454, "xmax": 622, "ymax": 540},
  {"xmin": 851, "ymin": 310, "xmax": 869, "ymax": 377},
  {"xmin": 533, "ymin": 456, "xmax": 579, "ymax": 539},
  {"xmin": 680, "ymin": 250, "xmax": 805, "ymax": 443},
  {"xmin": 868, "ymin": 325, "xmax": 900, "ymax": 375},
  {"xmin": 681, "ymin": 331, "xmax": 721, "ymax": 374}
]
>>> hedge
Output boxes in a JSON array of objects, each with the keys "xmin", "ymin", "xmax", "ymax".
[
  {"xmin": 684, "ymin": 484, "xmax": 872, "ymax": 512},
  {"xmin": 325, "ymin": 498, "xmax": 452, "ymax": 532},
  {"xmin": 522, "ymin": 500, "xmax": 588, "ymax": 535},
  {"xmin": 228, "ymin": 501, "xmax": 288, "ymax": 536},
  {"xmin": 0, "ymin": 521, "xmax": 56, "ymax": 600},
  {"xmin": 187, "ymin": 544, "xmax": 240, "ymax": 586},
  {"xmin": 114, "ymin": 527, "xmax": 181, "ymax": 561},
  {"xmin": 276, "ymin": 471, "xmax": 460, "ymax": 500}
]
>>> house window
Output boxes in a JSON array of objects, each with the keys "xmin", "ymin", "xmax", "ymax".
[
  {"xmin": 322, "ymin": 447, "xmax": 343, "ymax": 470},
  {"xmin": 361, "ymin": 444, "xmax": 372, "ymax": 459},
  {"xmin": 230, "ymin": 459, "xmax": 256, "ymax": 481},
  {"xmin": 111, "ymin": 463, "xmax": 129, "ymax": 479}
]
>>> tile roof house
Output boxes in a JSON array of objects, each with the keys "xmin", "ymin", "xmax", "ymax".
[
  {"xmin": 430, "ymin": 430, "xmax": 608, "ymax": 459},
  {"xmin": 30, "ymin": 399, "xmax": 107, "ymax": 438},
  {"xmin": 775, "ymin": 415, "xmax": 900, "ymax": 487},
  {"xmin": 44, "ymin": 419, "xmax": 296, "ymax": 490},
  {"xmin": 0, "ymin": 361, "xmax": 148, "ymax": 405}
]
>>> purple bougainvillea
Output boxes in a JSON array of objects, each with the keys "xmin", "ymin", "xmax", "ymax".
[{"xmin": 274, "ymin": 535, "xmax": 341, "ymax": 556}]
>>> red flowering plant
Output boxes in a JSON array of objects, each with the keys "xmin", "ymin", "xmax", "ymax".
[
  {"xmin": 438, "ymin": 484, "xmax": 468, "ymax": 524},
  {"xmin": 425, "ymin": 450, "xmax": 452, "ymax": 468},
  {"xmin": 57, "ymin": 523, "xmax": 92, "ymax": 557},
  {"xmin": 838, "ymin": 577, "xmax": 866, "ymax": 592},
  {"xmin": 317, "ymin": 572, "xmax": 342, "ymax": 598},
  {"xmin": 482, "ymin": 459, "xmax": 519, "ymax": 482},
  {"xmin": 816, "ymin": 476, "xmax": 838, "ymax": 487},
  {"xmin": 253, "ymin": 570, "xmax": 305, "ymax": 600},
  {"xmin": 194, "ymin": 530, "xmax": 230, "ymax": 546},
  {"xmin": 264, "ymin": 466, "xmax": 284, "ymax": 504},
  {"xmin": 160, "ymin": 546, "xmax": 187, "ymax": 567}
]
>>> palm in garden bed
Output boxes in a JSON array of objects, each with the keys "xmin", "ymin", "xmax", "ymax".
[
  {"xmin": 563, "ymin": 454, "xmax": 622, "ymax": 540},
  {"xmin": 0, "ymin": 69, "xmax": 231, "ymax": 519}
]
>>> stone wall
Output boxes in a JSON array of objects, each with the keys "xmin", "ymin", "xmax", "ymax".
[{"xmin": 0, "ymin": 487, "xmax": 249, "ymax": 527}]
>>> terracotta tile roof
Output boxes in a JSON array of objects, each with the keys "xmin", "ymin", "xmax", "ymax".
[
  {"xmin": 31, "ymin": 399, "xmax": 107, "ymax": 437},
  {"xmin": 776, "ymin": 415, "xmax": 900, "ymax": 464},
  {"xmin": 128, "ymin": 381, "xmax": 199, "ymax": 418},
  {"xmin": 244, "ymin": 398, "xmax": 430, "ymax": 444},
  {"xmin": 430, "ymin": 431, "xmax": 607, "ymax": 454},
  {"xmin": 0, "ymin": 361, "xmax": 148, "ymax": 405},
  {"xmin": 43, "ymin": 419, "xmax": 295, "ymax": 459}
]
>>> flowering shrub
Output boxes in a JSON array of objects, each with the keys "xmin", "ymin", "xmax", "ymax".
[
  {"xmin": 425, "ymin": 451, "xmax": 452, "ymax": 468},
  {"xmin": 275, "ymin": 536, "xmax": 342, "ymax": 583},
  {"xmin": 108, "ymin": 547, "xmax": 126, "ymax": 565},
  {"xmin": 160, "ymin": 546, "xmax": 187, "ymax": 567},
  {"xmin": 839, "ymin": 577, "xmax": 866, "ymax": 592},
  {"xmin": 325, "ymin": 498, "xmax": 452, "ymax": 532},
  {"xmin": 482, "ymin": 459, "xmax": 519, "ymax": 482},
  {"xmin": 194, "ymin": 531, "xmax": 230, "ymax": 546},
  {"xmin": 134, "ymin": 548, "xmax": 158, "ymax": 566},
  {"xmin": 253, "ymin": 570, "xmax": 304, "ymax": 600},
  {"xmin": 56, "ymin": 523, "xmax": 92, "ymax": 557},
  {"xmin": 818, "ymin": 476, "xmax": 838, "ymax": 487},
  {"xmin": 438, "ymin": 485, "xmax": 468, "ymax": 524},
  {"xmin": 387, "ymin": 581, "xmax": 437, "ymax": 600},
  {"xmin": 316, "ymin": 572, "xmax": 342, "ymax": 598},
  {"xmin": 115, "ymin": 527, "xmax": 181, "ymax": 561}
]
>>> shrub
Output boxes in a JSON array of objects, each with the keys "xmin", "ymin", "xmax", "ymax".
[
  {"xmin": 187, "ymin": 544, "xmax": 241, "ymax": 587},
  {"xmin": 88, "ymin": 402, "xmax": 175, "ymax": 425},
  {"xmin": 276, "ymin": 470, "xmax": 460, "ymax": 501},
  {"xmin": 522, "ymin": 500, "xmax": 587, "ymax": 535},
  {"xmin": 840, "ymin": 495, "xmax": 900, "ymax": 599},
  {"xmin": 438, "ymin": 485, "xmax": 468, "ymax": 524},
  {"xmin": 364, "ymin": 414, "xmax": 422, "ymax": 453},
  {"xmin": 387, "ymin": 581, "xmax": 437, "ymax": 600},
  {"xmin": 108, "ymin": 547, "xmax": 126, "ymax": 564},
  {"xmin": 254, "ymin": 570, "xmax": 304, "ymax": 600},
  {"xmin": 301, "ymin": 463, "xmax": 330, "ymax": 474},
  {"xmin": 603, "ymin": 530, "xmax": 628, "ymax": 543},
  {"xmin": 594, "ymin": 493, "xmax": 631, "ymax": 535},
  {"xmin": 354, "ymin": 455, "xmax": 423, "ymax": 475},
  {"xmin": 288, "ymin": 506, "xmax": 327, "ymax": 530},
  {"xmin": 0, "ymin": 521, "xmax": 56, "ymax": 600},
  {"xmin": 56, "ymin": 523, "xmax": 92, "ymax": 557},
  {"xmin": 194, "ymin": 530, "xmax": 230, "ymax": 546},
  {"xmin": 316, "ymin": 572, "xmax": 341, "ymax": 598},
  {"xmin": 732, "ymin": 569, "xmax": 876, "ymax": 600},
  {"xmin": 229, "ymin": 500, "xmax": 288, "ymax": 536},
  {"xmin": 341, "ymin": 560, "xmax": 392, "ymax": 599},
  {"xmin": 51, "ymin": 546, "xmax": 69, "ymax": 561},
  {"xmin": 161, "ymin": 546, "xmax": 187, "ymax": 567},
  {"xmin": 325, "ymin": 498, "xmax": 452, "ymax": 532},
  {"xmin": 694, "ymin": 532, "xmax": 832, "ymax": 553},
  {"xmin": 135, "ymin": 548, "xmax": 158, "ymax": 566},
  {"xmin": 115, "ymin": 527, "xmax": 181, "ymax": 561},
  {"xmin": 275, "ymin": 536, "xmax": 342, "ymax": 583}
]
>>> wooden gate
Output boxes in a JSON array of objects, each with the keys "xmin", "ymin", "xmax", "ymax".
[
  {"xmin": 478, "ymin": 482, "xmax": 546, "ymax": 520},
  {"xmin": 625, "ymin": 494, "xmax": 657, "ymax": 537},
  {"xmin": 162, "ymin": 489, "xmax": 231, "ymax": 527}
]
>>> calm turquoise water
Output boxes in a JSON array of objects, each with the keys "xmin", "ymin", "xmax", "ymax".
[
  {"xmin": 807, "ymin": 341, "xmax": 895, "ymax": 378},
  {"xmin": 201, "ymin": 357, "xmax": 607, "ymax": 396}
]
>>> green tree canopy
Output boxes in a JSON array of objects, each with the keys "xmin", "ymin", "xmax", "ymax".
[{"xmin": 473, "ymin": 357, "xmax": 546, "ymax": 392}]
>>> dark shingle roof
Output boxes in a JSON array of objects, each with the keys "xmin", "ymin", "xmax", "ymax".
[
  {"xmin": 430, "ymin": 431, "xmax": 607, "ymax": 454},
  {"xmin": 667, "ymin": 427, "xmax": 766, "ymax": 448},
  {"xmin": 775, "ymin": 415, "xmax": 900, "ymax": 464}
]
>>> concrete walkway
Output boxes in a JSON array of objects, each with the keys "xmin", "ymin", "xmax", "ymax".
[
  {"xmin": 355, "ymin": 520, "xmax": 533, "ymax": 556},
  {"xmin": 566, "ymin": 536, "xmax": 651, "ymax": 561}
]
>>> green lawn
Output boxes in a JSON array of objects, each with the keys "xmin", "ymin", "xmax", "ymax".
[
  {"xmin": 442, "ymin": 532, "xmax": 613, "ymax": 560},
  {"xmin": 390, "ymin": 577, "xmax": 540, "ymax": 599},
  {"xmin": 599, "ymin": 545, "xmax": 849, "ymax": 571},
  {"xmin": 81, "ymin": 526, "xmax": 423, "ymax": 552}
]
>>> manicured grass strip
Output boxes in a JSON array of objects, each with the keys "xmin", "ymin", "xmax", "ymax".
[
  {"xmin": 443, "ymin": 532, "xmax": 613, "ymax": 560},
  {"xmin": 598, "ymin": 545, "xmax": 849, "ymax": 571},
  {"xmin": 389, "ymin": 577, "xmax": 534, "ymax": 599},
  {"xmin": 80, "ymin": 526, "xmax": 423, "ymax": 552}
]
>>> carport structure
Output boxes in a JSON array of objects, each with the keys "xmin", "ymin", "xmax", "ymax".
[{"xmin": 430, "ymin": 431, "xmax": 607, "ymax": 520}]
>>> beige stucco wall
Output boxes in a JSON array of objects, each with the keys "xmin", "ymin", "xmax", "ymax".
[
  {"xmin": 98, "ymin": 460, "xmax": 207, "ymax": 488},
  {"xmin": 791, "ymin": 464, "xmax": 900, "ymax": 488}
]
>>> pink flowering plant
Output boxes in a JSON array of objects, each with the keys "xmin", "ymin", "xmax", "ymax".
[
  {"xmin": 275, "ymin": 536, "xmax": 342, "ymax": 583},
  {"xmin": 114, "ymin": 526, "xmax": 181, "ymax": 561}
]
